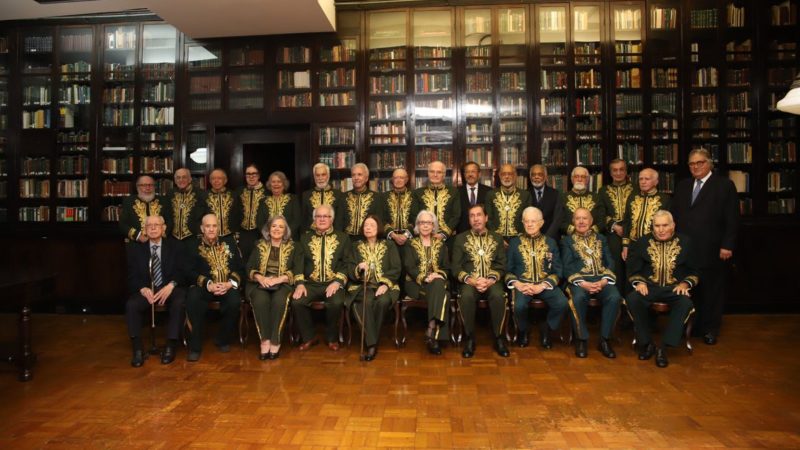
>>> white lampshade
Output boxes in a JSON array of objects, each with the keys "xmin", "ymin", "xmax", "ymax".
[{"xmin": 776, "ymin": 75, "xmax": 800, "ymax": 115}]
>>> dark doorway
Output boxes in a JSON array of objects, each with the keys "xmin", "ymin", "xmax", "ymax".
[
  {"xmin": 214, "ymin": 126, "xmax": 310, "ymax": 194},
  {"xmin": 243, "ymin": 143, "xmax": 295, "ymax": 193}
]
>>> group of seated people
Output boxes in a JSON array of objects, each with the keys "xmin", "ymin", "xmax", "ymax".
[{"xmin": 124, "ymin": 150, "xmax": 736, "ymax": 370}]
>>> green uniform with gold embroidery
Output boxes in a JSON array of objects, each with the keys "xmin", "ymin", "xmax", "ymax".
[
  {"xmin": 346, "ymin": 240, "xmax": 401, "ymax": 347},
  {"xmin": 627, "ymin": 233, "xmax": 698, "ymax": 348},
  {"xmin": 185, "ymin": 235, "xmax": 244, "ymax": 353},
  {"xmin": 382, "ymin": 188, "xmax": 418, "ymax": 242},
  {"xmin": 622, "ymin": 190, "xmax": 671, "ymax": 251},
  {"xmin": 560, "ymin": 190, "xmax": 606, "ymax": 235},
  {"xmin": 485, "ymin": 187, "xmax": 533, "ymax": 241},
  {"xmin": 403, "ymin": 237, "xmax": 451, "ymax": 341},
  {"xmin": 237, "ymin": 184, "xmax": 267, "ymax": 261},
  {"xmin": 560, "ymin": 231, "xmax": 621, "ymax": 341},
  {"xmin": 599, "ymin": 182, "xmax": 634, "ymax": 290},
  {"xmin": 343, "ymin": 188, "xmax": 384, "ymax": 241},
  {"xmin": 452, "ymin": 230, "xmax": 506, "ymax": 337},
  {"xmin": 245, "ymin": 239, "xmax": 300, "ymax": 345},
  {"xmin": 206, "ymin": 188, "xmax": 241, "ymax": 239},
  {"xmin": 262, "ymin": 193, "xmax": 302, "ymax": 241},
  {"xmin": 411, "ymin": 184, "xmax": 461, "ymax": 241},
  {"xmin": 165, "ymin": 187, "xmax": 208, "ymax": 242},
  {"xmin": 119, "ymin": 195, "xmax": 165, "ymax": 242},
  {"xmin": 505, "ymin": 233, "xmax": 567, "ymax": 337},
  {"xmin": 293, "ymin": 228, "xmax": 351, "ymax": 344},
  {"xmin": 302, "ymin": 187, "xmax": 345, "ymax": 232}
]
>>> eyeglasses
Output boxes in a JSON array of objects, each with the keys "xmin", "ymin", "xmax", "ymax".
[
  {"xmin": 688, "ymin": 160, "xmax": 708, "ymax": 167},
  {"xmin": 245, "ymin": 172, "xmax": 259, "ymax": 176},
  {"xmin": 315, "ymin": 215, "xmax": 332, "ymax": 219},
  {"xmin": 417, "ymin": 220, "xmax": 434, "ymax": 225}
]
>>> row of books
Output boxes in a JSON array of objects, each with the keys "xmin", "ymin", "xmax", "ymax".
[
  {"xmin": 616, "ymin": 93, "xmax": 642, "ymax": 115},
  {"xmin": 320, "ymin": 68, "xmax": 355, "ymax": 89},
  {"xmin": 19, "ymin": 179, "xmax": 50, "ymax": 198},
  {"xmin": 60, "ymin": 61, "xmax": 91, "ymax": 75},
  {"xmin": 768, "ymin": 141, "xmax": 797, "ymax": 163},
  {"xmin": 369, "ymin": 151, "xmax": 406, "ymax": 169},
  {"xmin": 106, "ymin": 29, "xmax": 136, "ymax": 50},
  {"xmin": 575, "ymin": 95, "xmax": 602, "ymax": 115},
  {"xmin": 277, "ymin": 93, "xmax": 312, "ymax": 108},
  {"xmin": 22, "ymin": 85, "xmax": 51, "ymax": 106},
  {"xmin": 652, "ymin": 144, "xmax": 679, "ymax": 165},
  {"xmin": 102, "ymin": 179, "xmax": 131, "ymax": 196},
  {"xmin": 58, "ymin": 155, "xmax": 89, "ymax": 175},
  {"xmin": 56, "ymin": 206, "xmax": 88, "ymax": 222},
  {"xmin": 277, "ymin": 70, "xmax": 311, "ymax": 90},
  {"xmin": 691, "ymin": 94, "xmax": 718, "ymax": 113},
  {"xmin": 230, "ymin": 48, "xmax": 264, "ymax": 67},
  {"xmin": 771, "ymin": 1, "xmax": 798, "ymax": 26},
  {"xmin": 540, "ymin": 70, "xmax": 566, "ymax": 90},
  {"xmin": 575, "ymin": 69, "xmax": 601, "ymax": 89},
  {"xmin": 61, "ymin": 34, "xmax": 92, "ymax": 52},
  {"xmin": 230, "ymin": 74, "xmax": 263, "ymax": 92},
  {"xmin": 768, "ymin": 199, "xmax": 795, "ymax": 214},
  {"xmin": 576, "ymin": 144, "xmax": 603, "ymax": 166},
  {"xmin": 189, "ymin": 75, "xmax": 222, "ymax": 94},
  {"xmin": 767, "ymin": 170, "xmax": 795, "ymax": 192},
  {"xmin": 142, "ymin": 63, "xmax": 175, "ymax": 80},
  {"xmin": 728, "ymin": 92, "xmax": 751, "ymax": 113},
  {"xmin": 370, "ymin": 135, "xmax": 405, "ymax": 145},
  {"xmin": 727, "ymin": 143, "xmax": 752, "ymax": 164},
  {"xmin": 19, "ymin": 206, "xmax": 50, "ymax": 222},
  {"xmin": 142, "ymin": 82, "xmax": 175, "ymax": 102},
  {"xmin": 500, "ymin": 72, "xmax": 526, "ymax": 92},
  {"xmin": 57, "ymin": 178, "xmax": 88, "ymax": 198},
  {"xmin": 320, "ymin": 44, "xmax": 356, "ymax": 63},
  {"xmin": 727, "ymin": 69, "xmax": 750, "ymax": 87},
  {"xmin": 104, "ymin": 63, "xmax": 135, "ymax": 80},
  {"xmin": 103, "ymin": 86, "xmax": 134, "ymax": 104},
  {"xmin": 726, "ymin": 4, "xmax": 746, "ymax": 28},
  {"xmin": 102, "ymin": 106, "xmax": 134, "ymax": 126},
  {"xmin": 24, "ymin": 36, "xmax": 53, "ymax": 53},
  {"xmin": 369, "ymin": 123, "xmax": 405, "ymax": 136},
  {"xmin": 542, "ymin": 146, "xmax": 567, "ymax": 167},
  {"xmin": 140, "ymin": 157, "xmax": 173, "ymax": 174},
  {"xmin": 414, "ymin": 73, "xmax": 451, "ymax": 94},
  {"xmin": 319, "ymin": 93, "xmax": 354, "ymax": 107},
  {"xmin": 690, "ymin": 9, "xmax": 718, "ymax": 29},
  {"xmin": 101, "ymin": 157, "xmax": 133, "ymax": 174},
  {"xmin": 277, "ymin": 46, "xmax": 311, "ymax": 64},
  {"xmin": 319, "ymin": 151, "xmax": 355, "ymax": 169},
  {"xmin": 614, "ymin": 8, "xmax": 641, "ymax": 32},
  {"xmin": 59, "ymin": 84, "xmax": 91, "ymax": 104},
  {"xmin": 616, "ymin": 68, "xmax": 641, "ymax": 89},
  {"xmin": 319, "ymin": 127, "xmax": 356, "ymax": 146},
  {"xmin": 691, "ymin": 67, "xmax": 718, "ymax": 88},
  {"xmin": 21, "ymin": 157, "xmax": 50, "ymax": 175},
  {"xmin": 616, "ymin": 143, "xmax": 643, "ymax": 165},
  {"xmin": 141, "ymin": 106, "xmax": 174, "ymax": 126},
  {"xmin": 370, "ymin": 75, "xmax": 405, "ymax": 95},
  {"xmin": 651, "ymin": 7, "xmax": 678, "ymax": 30},
  {"xmin": 102, "ymin": 205, "xmax": 121, "ymax": 221},
  {"xmin": 22, "ymin": 111, "xmax": 51, "ymax": 131},
  {"xmin": 499, "ymin": 97, "xmax": 526, "ymax": 117},
  {"xmin": 466, "ymin": 72, "xmax": 492, "ymax": 93},
  {"xmin": 652, "ymin": 93, "xmax": 678, "ymax": 115}
]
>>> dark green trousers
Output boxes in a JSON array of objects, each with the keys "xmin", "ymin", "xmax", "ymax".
[
  {"xmin": 512, "ymin": 287, "xmax": 567, "ymax": 334},
  {"xmin": 567, "ymin": 281, "xmax": 622, "ymax": 340},
  {"xmin": 350, "ymin": 286, "xmax": 397, "ymax": 347},
  {"xmin": 292, "ymin": 282, "xmax": 345, "ymax": 344},
  {"xmin": 404, "ymin": 277, "xmax": 450, "ymax": 341},
  {"xmin": 627, "ymin": 284, "xmax": 694, "ymax": 347},
  {"xmin": 247, "ymin": 283, "xmax": 292, "ymax": 344},
  {"xmin": 458, "ymin": 283, "xmax": 506, "ymax": 337},
  {"xmin": 186, "ymin": 286, "xmax": 240, "ymax": 353},
  {"xmin": 606, "ymin": 232, "xmax": 628, "ymax": 294}
]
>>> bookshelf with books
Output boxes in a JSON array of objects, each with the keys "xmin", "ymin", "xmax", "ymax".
[
  {"xmin": 187, "ymin": 42, "xmax": 222, "ymax": 112},
  {"xmin": 315, "ymin": 123, "xmax": 358, "ymax": 192},
  {"xmin": 536, "ymin": 5, "xmax": 568, "ymax": 187},
  {"xmin": 463, "ymin": 8, "xmax": 496, "ymax": 187},
  {"xmin": 572, "ymin": 4, "xmax": 604, "ymax": 191},
  {"xmin": 412, "ymin": 9, "xmax": 455, "ymax": 187},
  {"xmin": 21, "ymin": 28, "xmax": 55, "ymax": 130},
  {"xmin": 228, "ymin": 42, "xmax": 264, "ymax": 110},
  {"xmin": 497, "ymin": 6, "xmax": 528, "ymax": 187},
  {"xmin": 368, "ymin": 10, "xmax": 409, "ymax": 189},
  {"xmin": 319, "ymin": 37, "xmax": 357, "ymax": 108},
  {"xmin": 611, "ymin": 2, "xmax": 645, "ymax": 173},
  {"xmin": 0, "ymin": 31, "xmax": 8, "ymax": 221},
  {"xmin": 765, "ymin": 0, "xmax": 799, "ymax": 215},
  {"xmin": 647, "ymin": 1, "xmax": 682, "ymax": 193},
  {"xmin": 276, "ymin": 44, "xmax": 312, "ymax": 109}
]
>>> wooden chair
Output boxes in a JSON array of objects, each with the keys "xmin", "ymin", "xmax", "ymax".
[
  {"xmin": 631, "ymin": 302, "xmax": 696, "ymax": 353},
  {"xmin": 290, "ymin": 300, "xmax": 351, "ymax": 346},
  {"xmin": 393, "ymin": 295, "xmax": 458, "ymax": 347}
]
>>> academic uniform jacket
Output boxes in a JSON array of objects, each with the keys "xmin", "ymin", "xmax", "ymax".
[
  {"xmin": 457, "ymin": 183, "xmax": 491, "ymax": 233},
  {"xmin": 530, "ymin": 185, "xmax": 564, "ymax": 240},
  {"xmin": 126, "ymin": 238, "xmax": 185, "ymax": 295},
  {"xmin": 670, "ymin": 173, "xmax": 739, "ymax": 268}
]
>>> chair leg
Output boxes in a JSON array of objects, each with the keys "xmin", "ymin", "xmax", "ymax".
[
  {"xmin": 393, "ymin": 301, "xmax": 402, "ymax": 348},
  {"xmin": 239, "ymin": 299, "xmax": 250, "ymax": 348},
  {"xmin": 685, "ymin": 312, "xmax": 694, "ymax": 354}
]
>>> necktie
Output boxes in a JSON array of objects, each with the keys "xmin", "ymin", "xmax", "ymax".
[
  {"xmin": 691, "ymin": 179, "xmax": 703, "ymax": 205},
  {"xmin": 470, "ymin": 187, "xmax": 476, "ymax": 206},
  {"xmin": 151, "ymin": 245, "xmax": 163, "ymax": 289},
  {"xmin": 536, "ymin": 189, "xmax": 542, "ymax": 203}
]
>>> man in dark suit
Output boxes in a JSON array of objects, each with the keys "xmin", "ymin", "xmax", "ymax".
[
  {"xmin": 670, "ymin": 148, "xmax": 739, "ymax": 345},
  {"xmin": 125, "ymin": 215, "xmax": 186, "ymax": 367},
  {"xmin": 457, "ymin": 161, "xmax": 491, "ymax": 234},
  {"xmin": 529, "ymin": 164, "xmax": 563, "ymax": 240}
]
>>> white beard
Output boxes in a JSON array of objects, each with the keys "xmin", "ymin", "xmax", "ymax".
[
  {"xmin": 139, "ymin": 193, "xmax": 155, "ymax": 202},
  {"xmin": 573, "ymin": 183, "xmax": 586, "ymax": 191}
]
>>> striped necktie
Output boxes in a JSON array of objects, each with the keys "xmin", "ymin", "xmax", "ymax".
[{"xmin": 151, "ymin": 245, "xmax": 163, "ymax": 289}]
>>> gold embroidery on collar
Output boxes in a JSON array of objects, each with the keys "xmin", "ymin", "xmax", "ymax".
[
  {"xmin": 199, "ymin": 241, "xmax": 233, "ymax": 283},
  {"xmin": 266, "ymin": 194, "xmax": 291, "ymax": 218},
  {"xmin": 309, "ymin": 232, "xmax": 339, "ymax": 282},
  {"xmin": 464, "ymin": 233, "xmax": 498, "ymax": 279},
  {"xmin": 420, "ymin": 188, "xmax": 452, "ymax": 235},
  {"xmin": 345, "ymin": 191, "xmax": 375, "ymax": 235},
  {"xmin": 493, "ymin": 190, "xmax": 522, "ymax": 236},
  {"xmin": 647, "ymin": 237, "xmax": 681, "ymax": 286}
]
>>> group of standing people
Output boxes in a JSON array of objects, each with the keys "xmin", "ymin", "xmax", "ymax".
[{"xmin": 122, "ymin": 148, "xmax": 738, "ymax": 369}]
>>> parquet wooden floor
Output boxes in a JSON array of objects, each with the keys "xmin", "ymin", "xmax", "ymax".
[{"xmin": 0, "ymin": 313, "xmax": 798, "ymax": 449}]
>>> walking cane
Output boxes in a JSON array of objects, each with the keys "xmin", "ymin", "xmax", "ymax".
[
  {"xmin": 359, "ymin": 265, "xmax": 370, "ymax": 361},
  {"xmin": 148, "ymin": 256, "xmax": 159, "ymax": 356}
]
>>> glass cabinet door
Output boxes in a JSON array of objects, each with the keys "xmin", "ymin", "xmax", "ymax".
[
  {"xmin": 538, "ymin": 5, "xmax": 567, "ymax": 191},
  {"xmin": 573, "ymin": 5, "xmax": 603, "ymax": 190},
  {"xmin": 187, "ymin": 42, "xmax": 222, "ymax": 111},
  {"xmin": 464, "ymin": 8, "xmax": 496, "ymax": 186},
  {"xmin": 611, "ymin": 3, "xmax": 645, "ymax": 171},
  {"xmin": 498, "ymin": 7, "xmax": 527, "ymax": 187}
]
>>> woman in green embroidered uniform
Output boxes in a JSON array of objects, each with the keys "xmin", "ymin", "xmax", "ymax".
[
  {"xmin": 246, "ymin": 215, "xmax": 299, "ymax": 360},
  {"xmin": 347, "ymin": 215, "xmax": 401, "ymax": 361},
  {"xmin": 261, "ymin": 171, "xmax": 302, "ymax": 241},
  {"xmin": 402, "ymin": 210, "xmax": 451, "ymax": 355}
]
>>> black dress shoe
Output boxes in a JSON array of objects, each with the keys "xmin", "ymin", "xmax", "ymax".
[
  {"xmin": 131, "ymin": 350, "xmax": 145, "ymax": 368},
  {"xmin": 598, "ymin": 339, "xmax": 616, "ymax": 359},
  {"xmin": 494, "ymin": 337, "xmax": 510, "ymax": 357},
  {"xmin": 517, "ymin": 332, "xmax": 529, "ymax": 348},
  {"xmin": 187, "ymin": 351, "xmax": 201, "ymax": 362},
  {"xmin": 638, "ymin": 342, "xmax": 655, "ymax": 360},
  {"xmin": 364, "ymin": 346, "xmax": 377, "ymax": 362},
  {"xmin": 268, "ymin": 350, "xmax": 280, "ymax": 360},
  {"xmin": 259, "ymin": 352, "xmax": 269, "ymax": 360},
  {"xmin": 216, "ymin": 343, "xmax": 231, "ymax": 353},
  {"xmin": 703, "ymin": 333, "xmax": 717, "ymax": 345},
  {"xmin": 161, "ymin": 346, "xmax": 176, "ymax": 365},
  {"xmin": 462, "ymin": 336, "xmax": 475, "ymax": 358},
  {"xmin": 575, "ymin": 340, "xmax": 588, "ymax": 358},
  {"xmin": 427, "ymin": 339, "xmax": 442, "ymax": 355},
  {"xmin": 540, "ymin": 330, "xmax": 553, "ymax": 349},
  {"xmin": 655, "ymin": 347, "xmax": 669, "ymax": 368}
]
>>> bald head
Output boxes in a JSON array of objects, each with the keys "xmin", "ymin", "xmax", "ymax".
[{"xmin": 638, "ymin": 168, "xmax": 659, "ymax": 193}]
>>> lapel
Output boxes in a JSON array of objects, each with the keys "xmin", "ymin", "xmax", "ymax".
[{"xmin": 691, "ymin": 174, "xmax": 715, "ymax": 208}]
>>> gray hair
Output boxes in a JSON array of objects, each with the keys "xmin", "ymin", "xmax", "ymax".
[
  {"xmin": 313, "ymin": 203, "xmax": 335, "ymax": 220},
  {"xmin": 571, "ymin": 166, "xmax": 589, "ymax": 178},
  {"xmin": 351, "ymin": 163, "xmax": 369, "ymax": 176},
  {"xmin": 261, "ymin": 215, "xmax": 291, "ymax": 243},
  {"xmin": 312, "ymin": 162, "xmax": 330, "ymax": 176},
  {"xmin": 522, "ymin": 206, "xmax": 543, "ymax": 222},
  {"xmin": 268, "ymin": 170, "xmax": 290, "ymax": 192},
  {"xmin": 653, "ymin": 209, "xmax": 674, "ymax": 226},
  {"xmin": 689, "ymin": 148, "xmax": 715, "ymax": 169},
  {"xmin": 530, "ymin": 164, "xmax": 548, "ymax": 177},
  {"xmin": 413, "ymin": 210, "xmax": 439, "ymax": 236}
]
